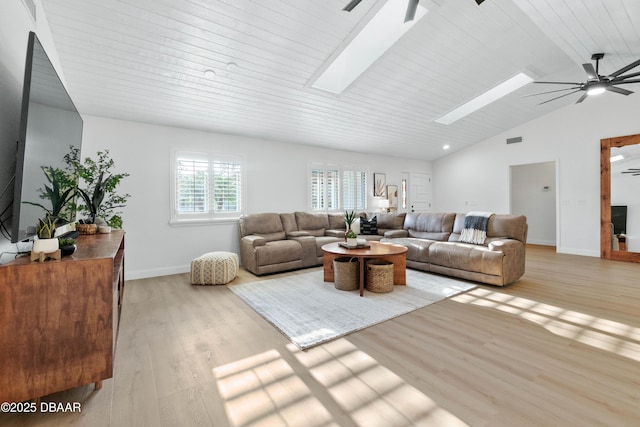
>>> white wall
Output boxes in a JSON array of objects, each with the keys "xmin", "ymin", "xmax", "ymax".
[
  {"xmin": 511, "ymin": 161, "xmax": 556, "ymax": 246},
  {"xmin": 433, "ymin": 93, "xmax": 640, "ymax": 257},
  {"xmin": 81, "ymin": 115, "xmax": 431, "ymax": 279}
]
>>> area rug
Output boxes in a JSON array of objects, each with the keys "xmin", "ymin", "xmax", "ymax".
[{"xmin": 228, "ymin": 270, "xmax": 476, "ymax": 350}]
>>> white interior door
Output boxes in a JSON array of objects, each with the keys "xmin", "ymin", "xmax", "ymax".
[{"xmin": 408, "ymin": 173, "xmax": 432, "ymax": 212}]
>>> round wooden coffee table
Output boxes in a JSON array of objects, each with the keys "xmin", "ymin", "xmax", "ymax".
[{"xmin": 322, "ymin": 241, "xmax": 408, "ymax": 296}]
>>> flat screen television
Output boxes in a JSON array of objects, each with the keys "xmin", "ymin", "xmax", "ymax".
[
  {"xmin": 611, "ymin": 205, "xmax": 627, "ymax": 236},
  {"xmin": 10, "ymin": 32, "xmax": 83, "ymax": 243}
]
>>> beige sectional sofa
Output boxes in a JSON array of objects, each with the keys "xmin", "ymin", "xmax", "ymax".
[
  {"xmin": 238, "ymin": 211, "xmax": 527, "ymax": 286},
  {"xmin": 381, "ymin": 212, "xmax": 528, "ymax": 286}
]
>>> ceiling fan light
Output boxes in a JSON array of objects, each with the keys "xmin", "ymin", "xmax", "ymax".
[{"xmin": 587, "ymin": 85, "xmax": 606, "ymax": 96}]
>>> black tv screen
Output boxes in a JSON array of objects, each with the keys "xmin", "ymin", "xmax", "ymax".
[
  {"xmin": 10, "ymin": 32, "xmax": 83, "ymax": 243},
  {"xmin": 611, "ymin": 205, "xmax": 627, "ymax": 236}
]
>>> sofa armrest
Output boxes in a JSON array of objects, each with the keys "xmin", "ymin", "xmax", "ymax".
[
  {"xmin": 384, "ymin": 229, "xmax": 409, "ymax": 238},
  {"xmin": 287, "ymin": 235, "xmax": 317, "ymax": 267},
  {"xmin": 488, "ymin": 239, "xmax": 525, "ymax": 285},
  {"xmin": 287, "ymin": 231, "xmax": 310, "ymax": 238},
  {"xmin": 325, "ymin": 229, "xmax": 345, "ymax": 238},
  {"xmin": 488, "ymin": 238, "xmax": 521, "ymax": 253},
  {"xmin": 242, "ymin": 235, "xmax": 266, "ymax": 248}
]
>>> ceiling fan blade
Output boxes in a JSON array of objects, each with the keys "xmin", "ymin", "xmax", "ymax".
[
  {"xmin": 534, "ymin": 81, "xmax": 583, "ymax": 85},
  {"xmin": 342, "ymin": 0, "xmax": 362, "ymax": 12},
  {"xmin": 583, "ymin": 63, "xmax": 598, "ymax": 80},
  {"xmin": 575, "ymin": 92, "xmax": 589, "ymax": 104},
  {"xmin": 522, "ymin": 87, "xmax": 581, "ymax": 98},
  {"xmin": 612, "ymin": 71, "xmax": 640, "ymax": 81},
  {"xmin": 539, "ymin": 89, "xmax": 581, "ymax": 105},
  {"xmin": 405, "ymin": 0, "xmax": 419, "ymax": 22},
  {"xmin": 609, "ymin": 58, "xmax": 640, "ymax": 78},
  {"xmin": 607, "ymin": 86, "xmax": 633, "ymax": 96},
  {"xmin": 612, "ymin": 79, "xmax": 640, "ymax": 84}
]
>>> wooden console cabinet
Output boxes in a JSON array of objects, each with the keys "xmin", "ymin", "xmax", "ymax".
[{"xmin": 0, "ymin": 231, "xmax": 124, "ymax": 402}]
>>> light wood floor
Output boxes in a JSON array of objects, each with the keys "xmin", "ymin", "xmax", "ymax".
[{"xmin": 2, "ymin": 245, "xmax": 639, "ymax": 426}]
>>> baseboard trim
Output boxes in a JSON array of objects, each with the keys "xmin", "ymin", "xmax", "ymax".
[
  {"xmin": 556, "ymin": 247, "xmax": 599, "ymax": 257},
  {"xmin": 126, "ymin": 265, "xmax": 190, "ymax": 280},
  {"xmin": 526, "ymin": 238, "xmax": 556, "ymax": 246}
]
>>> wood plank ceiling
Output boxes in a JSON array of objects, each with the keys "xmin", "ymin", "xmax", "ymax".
[{"xmin": 39, "ymin": 0, "xmax": 640, "ymax": 160}]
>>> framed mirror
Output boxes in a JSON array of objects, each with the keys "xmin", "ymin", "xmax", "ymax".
[{"xmin": 600, "ymin": 133, "xmax": 640, "ymax": 262}]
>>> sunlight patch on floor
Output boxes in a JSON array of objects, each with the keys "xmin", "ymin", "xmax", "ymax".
[
  {"xmin": 289, "ymin": 339, "xmax": 468, "ymax": 427},
  {"xmin": 213, "ymin": 349, "xmax": 338, "ymax": 427},
  {"xmin": 453, "ymin": 288, "xmax": 640, "ymax": 361}
]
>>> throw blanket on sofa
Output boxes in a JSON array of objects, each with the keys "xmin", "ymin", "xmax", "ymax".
[{"xmin": 460, "ymin": 211, "xmax": 493, "ymax": 244}]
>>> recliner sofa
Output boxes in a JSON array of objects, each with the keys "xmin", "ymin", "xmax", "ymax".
[{"xmin": 238, "ymin": 211, "xmax": 527, "ymax": 286}]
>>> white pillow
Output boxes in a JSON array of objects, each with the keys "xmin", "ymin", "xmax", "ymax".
[{"xmin": 351, "ymin": 218, "xmax": 361, "ymax": 235}]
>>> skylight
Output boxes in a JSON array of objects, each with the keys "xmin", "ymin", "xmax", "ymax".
[
  {"xmin": 312, "ymin": 0, "xmax": 428, "ymax": 94},
  {"xmin": 434, "ymin": 72, "xmax": 534, "ymax": 125}
]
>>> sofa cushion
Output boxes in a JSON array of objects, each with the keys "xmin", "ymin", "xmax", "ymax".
[
  {"xmin": 239, "ymin": 213, "xmax": 285, "ymax": 241},
  {"xmin": 314, "ymin": 236, "xmax": 343, "ymax": 256},
  {"xmin": 280, "ymin": 213, "xmax": 298, "ymax": 234},
  {"xmin": 408, "ymin": 229, "xmax": 451, "ymax": 241},
  {"xmin": 328, "ymin": 213, "xmax": 346, "ymax": 230},
  {"xmin": 376, "ymin": 212, "xmax": 406, "ymax": 229},
  {"xmin": 360, "ymin": 215, "xmax": 378, "ymax": 235},
  {"xmin": 404, "ymin": 212, "xmax": 455, "ymax": 241},
  {"xmin": 351, "ymin": 218, "xmax": 361, "ymax": 234},
  {"xmin": 429, "ymin": 242, "xmax": 504, "ymax": 276},
  {"xmin": 295, "ymin": 212, "xmax": 330, "ymax": 236},
  {"xmin": 255, "ymin": 240, "xmax": 302, "ymax": 266},
  {"xmin": 384, "ymin": 238, "xmax": 434, "ymax": 263}
]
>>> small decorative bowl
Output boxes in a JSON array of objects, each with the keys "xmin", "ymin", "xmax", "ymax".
[{"xmin": 98, "ymin": 226, "xmax": 111, "ymax": 234}]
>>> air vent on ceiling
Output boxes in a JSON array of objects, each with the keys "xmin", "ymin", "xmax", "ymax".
[
  {"xmin": 21, "ymin": 0, "xmax": 36, "ymax": 22},
  {"xmin": 506, "ymin": 137, "xmax": 523, "ymax": 144}
]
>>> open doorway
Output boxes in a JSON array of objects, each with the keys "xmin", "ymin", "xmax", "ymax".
[{"xmin": 510, "ymin": 161, "xmax": 557, "ymax": 247}]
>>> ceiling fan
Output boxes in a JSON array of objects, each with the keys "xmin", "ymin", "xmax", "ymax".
[{"xmin": 527, "ymin": 53, "xmax": 640, "ymax": 105}]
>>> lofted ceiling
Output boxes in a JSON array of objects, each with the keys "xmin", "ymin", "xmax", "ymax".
[{"xmin": 39, "ymin": 0, "xmax": 640, "ymax": 161}]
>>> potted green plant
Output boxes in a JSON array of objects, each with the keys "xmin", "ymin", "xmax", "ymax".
[
  {"xmin": 58, "ymin": 237, "xmax": 77, "ymax": 256},
  {"xmin": 32, "ymin": 215, "xmax": 59, "ymax": 254},
  {"xmin": 344, "ymin": 210, "xmax": 356, "ymax": 233},
  {"xmin": 346, "ymin": 230, "xmax": 358, "ymax": 247},
  {"xmin": 64, "ymin": 147, "xmax": 130, "ymax": 232}
]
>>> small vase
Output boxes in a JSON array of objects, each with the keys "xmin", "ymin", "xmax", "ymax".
[
  {"xmin": 346, "ymin": 237, "xmax": 358, "ymax": 247},
  {"xmin": 32, "ymin": 238, "xmax": 59, "ymax": 254},
  {"xmin": 60, "ymin": 244, "xmax": 77, "ymax": 257}
]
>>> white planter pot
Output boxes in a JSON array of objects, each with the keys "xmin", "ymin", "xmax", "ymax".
[
  {"xmin": 32, "ymin": 238, "xmax": 59, "ymax": 254},
  {"xmin": 346, "ymin": 238, "xmax": 358, "ymax": 247}
]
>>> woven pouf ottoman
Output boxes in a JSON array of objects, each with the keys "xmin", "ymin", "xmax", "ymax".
[{"xmin": 191, "ymin": 252, "xmax": 239, "ymax": 285}]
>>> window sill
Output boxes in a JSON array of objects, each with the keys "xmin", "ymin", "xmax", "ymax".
[{"xmin": 169, "ymin": 217, "xmax": 240, "ymax": 227}]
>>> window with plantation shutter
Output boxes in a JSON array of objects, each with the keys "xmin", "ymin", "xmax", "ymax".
[
  {"xmin": 343, "ymin": 170, "xmax": 367, "ymax": 210},
  {"xmin": 310, "ymin": 163, "xmax": 367, "ymax": 211},
  {"xmin": 310, "ymin": 165, "xmax": 339, "ymax": 211},
  {"xmin": 172, "ymin": 150, "xmax": 242, "ymax": 223}
]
